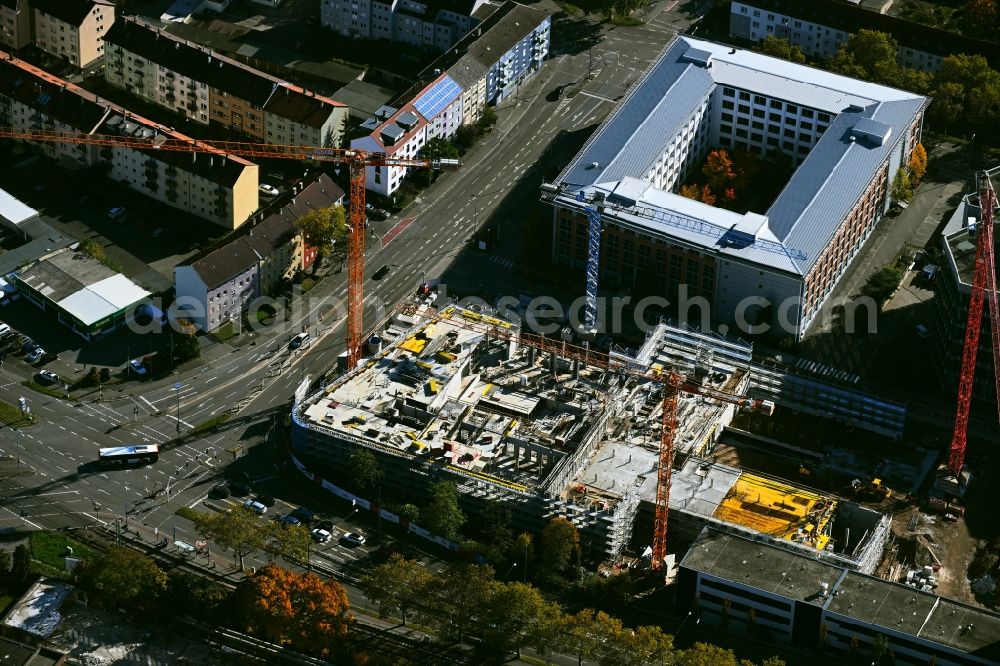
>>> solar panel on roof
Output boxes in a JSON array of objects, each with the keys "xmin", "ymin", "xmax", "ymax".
[{"xmin": 413, "ymin": 76, "xmax": 461, "ymax": 120}]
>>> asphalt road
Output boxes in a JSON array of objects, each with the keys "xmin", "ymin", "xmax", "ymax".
[{"xmin": 0, "ymin": 0, "xmax": 701, "ymax": 568}]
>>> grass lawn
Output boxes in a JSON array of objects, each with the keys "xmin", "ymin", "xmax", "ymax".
[
  {"xmin": 0, "ymin": 399, "xmax": 37, "ymax": 426},
  {"xmin": 22, "ymin": 380, "xmax": 75, "ymax": 401},
  {"xmin": 212, "ymin": 322, "xmax": 237, "ymax": 342},
  {"xmin": 30, "ymin": 531, "xmax": 97, "ymax": 569},
  {"xmin": 191, "ymin": 413, "xmax": 231, "ymax": 435}
]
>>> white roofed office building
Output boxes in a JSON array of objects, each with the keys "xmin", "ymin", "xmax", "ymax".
[
  {"xmin": 543, "ymin": 36, "xmax": 928, "ymax": 341},
  {"xmin": 14, "ymin": 248, "xmax": 150, "ymax": 340}
]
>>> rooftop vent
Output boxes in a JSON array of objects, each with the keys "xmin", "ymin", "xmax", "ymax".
[{"xmin": 850, "ymin": 118, "xmax": 892, "ymax": 147}]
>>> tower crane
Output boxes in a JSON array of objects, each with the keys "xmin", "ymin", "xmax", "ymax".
[
  {"xmin": 0, "ymin": 128, "xmax": 460, "ymax": 369},
  {"xmin": 404, "ymin": 304, "xmax": 774, "ymax": 572},
  {"xmin": 947, "ymin": 171, "xmax": 1000, "ymax": 482}
]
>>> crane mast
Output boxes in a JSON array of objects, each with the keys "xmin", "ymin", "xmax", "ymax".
[
  {"xmin": 0, "ymin": 129, "xmax": 457, "ymax": 368},
  {"xmin": 404, "ymin": 305, "xmax": 772, "ymax": 572},
  {"xmin": 948, "ymin": 172, "xmax": 1000, "ymax": 478}
]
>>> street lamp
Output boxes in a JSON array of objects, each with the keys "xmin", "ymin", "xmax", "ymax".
[
  {"xmin": 173, "ymin": 382, "xmax": 182, "ymax": 433},
  {"xmin": 504, "ymin": 562, "xmax": 518, "ymax": 579}
]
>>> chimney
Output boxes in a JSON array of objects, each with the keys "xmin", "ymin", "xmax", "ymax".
[
  {"xmin": 208, "ymin": 55, "xmax": 212, "ymax": 63},
  {"xmin": 192, "ymin": 152, "xmax": 197, "ymax": 163},
  {"xmin": 175, "ymin": 42, "xmax": 179, "ymax": 50}
]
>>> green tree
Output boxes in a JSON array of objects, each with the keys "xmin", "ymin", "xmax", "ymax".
[
  {"xmin": 427, "ymin": 563, "xmax": 496, "ymax": 642},
  {"xmin": 830, "ymin": 30, "xmax": 899, "ymax": 84},
  {"xmin": 264, "ymin": 521, "xmax": 313, "ymax": 565},
  {"xmin": 928, "ymin": 81, "xmax": 966, "ymax": 132},
  {"xmin": 0, "ymin": 549, "xmax": 10, "ymax": 576},
  {"xmin": 75, "ymin": 547, "xmax": 168, "ymax": 610},
  {"xmin": 166, "ymin": 573, "xmax": 231, "ymax": 621},
  {"xmin": 348, "ymin": 448, "xmax": 383, "ymax": 492},
  {"xmin": 679, "ymin": 642, "xmax": 740, "ymax": 666},
  {"xmin": 173, "ymin": 332, "xmax": 201, "ymax": 362},
  {"xmin": 508, "ymin": 531, "xmax": 535, "ymax": 577},
  {"xmin": 861, "ymin": 262, "xmax": 905, "ymax": 306},
  {"xmin": 481, "ymin": 581, "xmax": 560, "ymax": 659},
  {"xmin": 424, "ymin": 480, "xmax": 465, "ymax": 540},
  {"xmin": 891, "ymin": 167, "xmax": 913, "ymax": 203},
  {"xmin": 296, "ymin": 204, "xmax": 348, "ymax": 264},
  {"xmin": 757, "ymin": 36, "xmax": 806, "ymax": 63},
  {"xmin": 454, "ymin": 124, "xmax": 480, "ymax": 152},
  {"xmin": 540, "ymin": 517, "xmax": 581, "ymax": 581},
  {"xmin": 11, "ymin": 544, "xmax": 30, "ymax": 581},
  {"xmin": 422, "ymin": 137, "xmax": 460, "ymax": 160},
  {"xmin": 477, "ymin": 106, "xmax": 497, "ymax": 130},
  {"xmin": 361, "ymin": 553, "xmax": 435, "ymax": 625},
  {"xmin": 192, "ymin": 506, "xmax": 268, "ymax": 571},
  {"xmin": 397, "ymin": 503, "xmax": 421, "ymax": 523},
  {"xmin": 481, "ymin": 503, "xmax": 513, "ymax": 550},
  {"xmin": 553, "ymin": 609, "xmax": 618, "ymax": 666}
]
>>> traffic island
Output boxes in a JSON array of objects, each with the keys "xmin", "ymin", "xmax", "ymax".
[{"xmin": 0, "ymin": 399, "xmax": 38, "ymax": 426}]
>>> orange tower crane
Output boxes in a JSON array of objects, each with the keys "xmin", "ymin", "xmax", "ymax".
[
  {"xmin": 0, "ymin": 128, "xmax": 459, "ymax": 368},
  {"xmin": 947, "ymin": 171, "xmax": 1000, "ymax": 479},
  {"xmin": 405, "ymin": 305, "xmax": 774, "ymax": 571}
]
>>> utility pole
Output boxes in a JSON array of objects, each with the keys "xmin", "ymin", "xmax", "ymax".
[{"xmin": 173, "ymin": 382, "xmax": 182, "ymax": 433}]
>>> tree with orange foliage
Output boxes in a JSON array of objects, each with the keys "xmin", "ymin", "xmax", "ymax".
[
  {"xmin": 236, "ymin": 564, "xmax": 352, "ymax": 656},
  {"xmin": 908, "ymin": 143, "xmax": 928, "ymax": 186},
  {"xmin": 702, "ymin": 149, "xmax": 736, "ymax": 193},
  {"xmin": 699, "ymin": 185, "xmax": 717, "ymax": 206},
  {"xmin": 678, "ymin": 184, "xmax": 700, "ymax": 200}
]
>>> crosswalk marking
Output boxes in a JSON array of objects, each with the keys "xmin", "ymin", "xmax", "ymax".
[{"xmin": 489, "ymin": 255, "xmax": 514, "ymax": 269}]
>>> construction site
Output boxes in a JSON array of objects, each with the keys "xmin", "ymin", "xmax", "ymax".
[{"xmin": 291, "ymin": 302, "xmax": 892, "ymax": 571}]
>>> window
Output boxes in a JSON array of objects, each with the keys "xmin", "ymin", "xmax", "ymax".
[
  {"xmin": 785, "ymin": 103, "xmax": 798, "ymax": 114},
  {"xmin": 818, "ymin": 112, "xmax": 831, "ymax": 123},
  {"xmin": 751, "ymin": 120, "xmax": 763, "ymax": 130},
  {"xmin": 736, "ymin": 116, "xmax": 749, "ymax": 126},
  {"xmin": 738, "ymin": 91, "xmax": 750, "ymax": 101},
  {"xmin": 770, "ymin": 99, "xmax": 781, "ymax": 109},
  {"xmin": 768, "ymin": 123, "xmax": 779, "ymax": 134},
  {"xmin": 751, "ymin": 132, "xmax": 763, "ymax": 142},
  {"xmin": 720, "ymin": 112, "xmax": 733, "ymax": 122},
  {"xmin": 735, "ymin": 128, "xmax": 748, "ymax": 138},
  {"xmin": 798, "ymin": 132, "xmax": 811, "ymax": 142},
  {"xmin": 723, "ymin": 87, "xmax": 735, "ymax": 97},
  {"xmin": 753, "ymin": 108, "xmax": 765, "ymax": 118},
  {"xmin": 719, "ymin": 123, "xmax": 732, "ymax": 135},
  {"xmin": 738, "ymin": 104, "xmax": 750, "ymax": 114},
  {"xmin": 784, "ymin": 128, "xmax": 795, "ymax": 138},
  {"xmin": 722, "ymin": 100, "xmax": 734, "ymax": 110},
  {"xmin": 801, "ymin": 108, "xmax": 814, "ymax": 119}
]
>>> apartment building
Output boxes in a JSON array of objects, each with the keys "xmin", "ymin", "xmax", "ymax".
[
  {"xmin": 33, "ymin": 0, "xmax": 114, "ymax": 69},
  {"xmin": 351, "ymin": 72, "xmax": 463, "ymax": 196},
  {"xmin": 730, "ymin": 0, "xmax": 1000, "ymax": 72},
  {"xmin": 0, "ymin": 50, "xmax": 259, "ymax": 229},
  {"xmin": 417, "ymin": 1, "xmax": 551, "ymax": 113},
  {"xmin": 543, "ymin": 36, "xmax": 928, "ymax": 340},
  {"xmin": 102, "ymin": 18, "xmax": 347, "ymax": 147},
  {"xmin": 0, "ymin": 0, "xmax": 30, "ymax": 50},
  {"xmin": 321, "ymin": 0, "xmax": 490, "ymax": 51},
  {"xmin": 175, "ymin": 174, "xmax": 344, "ymax": 331}
]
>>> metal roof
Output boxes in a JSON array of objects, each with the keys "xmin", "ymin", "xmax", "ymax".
[
  {"xmin": 553, "ymin": 36, "xmax": 928, "ymax": 275},
  {"xmin": 0, "ymin": 189, "xmax": 36, "ymax": 226}
]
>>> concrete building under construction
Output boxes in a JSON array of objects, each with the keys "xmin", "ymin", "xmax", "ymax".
[{"xmin": 291, "ymin": 303, "xmax": 890, "ymax": 569}]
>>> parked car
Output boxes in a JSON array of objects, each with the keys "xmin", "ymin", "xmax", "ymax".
[
  {"xmin": 229, "ymin": 481, "xmax": 251, "ymax": 497},
  {"xmin": 26, "ymin": 347, "xmax": 44, "ymax": 363},
  {"xmin": 341, "ymin": 532, "xmax": 366, "ymax": 546},
  {"xmin": 19, "ymin": 337, "xmax": 34, "ymax": 353},
  {"xmin": 151, "ymin": 227, "xmax": 167, "ymax": 238},
  {"xmin": 314, "ymin": 520, "xmax": 334, "ymax": 533},
  {"xmin": 243, "ymin": 499, "xmax": 267, "ymax": 515},
  {"xmin": 255, "ymin": 495, "xmax": 276, "ymax": 508},
  {"xmin": 209, "ymin": 483, "xmax": 231, "ymax": 500},
  {"xmin": 107, "ymin": 206, "xmax": 127, "ymax": 222},
  {"xmin": 37, "ymin": 370, "xmax": 59, "ymax": 385},
  {"xmin": 289, "ymin": 332, "xmax": 310, "ymax": 349},
  {"xmin": 916, "ymin": 324, "xmax": 930, "ymax": 338},
  {"xmin": 311, "ymin": 528, "xmax": 332, "ymax": 543},
  {"xmin": 259, "ymin": 184, "xmax": 279, "ymax": 198},
  {"xmin": 0, "ymin": 322, "xmax": 10, "ymax": 337},
  {"xmin": 276, "ymin": 514, "xmax": 301, "ymax": 526},
  {"xmin": 289, "ymin": 507, "xmax": 315, "ymax": 525},
  {"xmin": 129, "ymin": 359, "xmax": 147, "ymax": 376},
  {"xmin": 373, "ymin": 265, "xmax": 390, "ymax": 280}
]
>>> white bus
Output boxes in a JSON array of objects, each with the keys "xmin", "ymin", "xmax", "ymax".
[{"xmin": 98, "ymin": 444, "xmax": 159, "ymax": 467}]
